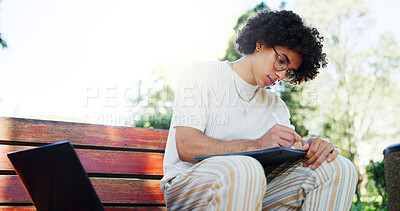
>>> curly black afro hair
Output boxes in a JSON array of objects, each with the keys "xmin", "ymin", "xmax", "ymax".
[{"xmin": 236, "ymin": 10, "xmax": 327, "ymax": 85}]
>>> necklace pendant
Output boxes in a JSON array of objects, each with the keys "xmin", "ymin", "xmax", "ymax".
[{"xmin": 244, "ymin": 109, "xmax": 247, "ymax": 115}]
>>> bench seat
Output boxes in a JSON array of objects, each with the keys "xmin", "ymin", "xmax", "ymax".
[{"xmin": 0, "ymin": 117, "xmax": 168, "ymax": 210}]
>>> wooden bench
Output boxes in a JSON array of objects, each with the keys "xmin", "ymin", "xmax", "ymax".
[{"xmin": 0, "ymin": 117, "xmax": 168, "ymax": 210}]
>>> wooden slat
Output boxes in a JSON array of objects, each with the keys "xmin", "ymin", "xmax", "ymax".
[
  {"xmin": 0, "ymin": 207, "xmax": 166, "ymax": 211},
  {"xmin": 0, "ymin": 207, "xmax": 36, "ymax": 211},
  {"xmin": 0, "ymin": 117, "xmax": 168, "ymax": 150},
  {"xmin": 0, "ymin": 175, "xmax": 164, "ymax": 204},
  {"xmin": 0, "ymin": 145, "xmax": 164, "ymax": 176},
  {"xmin": 93, "ymin": 178, "xmax": 164, "ymax": 204},
  {"xmin": 0, "ymin": 176, "xmax": 30, "ymax": 203}
]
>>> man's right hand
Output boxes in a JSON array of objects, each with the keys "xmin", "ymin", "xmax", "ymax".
[{"xmin": 256, "ymin": 124, "xmax": 302, "ymax": 149}]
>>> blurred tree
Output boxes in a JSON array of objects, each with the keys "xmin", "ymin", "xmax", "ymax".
[
  {"xmin": 131, "ymin": 78, "xmax": 174, "ymax": 129},
  {"xmin": 294, "ymin": 0, "xmax": 400, "ymax": 202},
  {"xmin": 279, "ymin": 84, "xmax": 315, "ymax": 137},
  {"xmin": 0, "ymin": 33, "xmax": 6, "ymax": 48},
  {"xmin": 220, "ymin": 2, "xmax": 269, "ymax": 62},
  {"xmin": 366, "ymin": 160, "xmax": 387, "ymax": 208},
  {"xmin": 0, "ymin": 33, "xmax": 6, "ymax": 104}
]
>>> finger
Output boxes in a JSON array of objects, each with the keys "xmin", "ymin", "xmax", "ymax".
[
  {"xmin": 327, "ymin": 148, "xmax": 339, "ymax": 162},
  {"xmin": 306, "ymin": 144, "xmax": 336, "ymax": 169},
  {"xmin": 310, "ymin": 155, "xmax": 328, "ymax": 170},
  {"xmin": 301, "ymin": 139, "xmax": 310, "ymax": 149},
  {"xmin": 301, "ymin": 141, "xmax": 310, "ymax": 150},
  {"xmin": 295, "ymin": 133, "xmax": 302, "ymax": 142},
  {"xmin": 303, "ymin": 146, "xmax": 322, "ymax": 167},
  {"xmin": 305, "ymin": 138, "xmax": 320, "ymax": 159},
  {"xmin": 271, "ymin": 124, "xmax": 298, "ymax": 144},
  {"xmin": 279, "ymin": 132, "xmax": 297, "ymax": 144},
  {"xmin": 303, "ymin": 153, "xmax": 319, "ymax": 167},
  {"xmin": 303, "ymin": 138, "xmax": 323, "ymax": 167},
  {"xmin": 293, "ymin": 141, "xmax": 302, "ymax": 149},
  {"xmin": 272, "ymin": 124, "xmax": 298, "ymax": 134},
  {"xmin": 269, "ymin": 133, "xmax": 293, "ymax": 148},
  {"xmin": 309, "ymin": 147, "xmax": 332, "ymax": 170}
]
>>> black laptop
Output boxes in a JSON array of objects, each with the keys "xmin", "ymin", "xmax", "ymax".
[{"xmin": 7, "ymin": 141, "xmax": 105, "ymax": 211}]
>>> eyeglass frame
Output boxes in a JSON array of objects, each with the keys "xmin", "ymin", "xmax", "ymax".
[{"xmin": 272, "ymin": 46, "xmax": 296, "ymax": 81}]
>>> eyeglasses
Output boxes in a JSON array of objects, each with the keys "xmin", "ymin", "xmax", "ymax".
[{"xmin": 272, "ymin": 46, "xmax": 296, "ymax": 81}]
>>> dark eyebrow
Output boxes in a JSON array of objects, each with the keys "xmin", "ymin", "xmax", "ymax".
[{"xmin": 281, "ymin": 52, "xmax": 291, "ymax": 64}]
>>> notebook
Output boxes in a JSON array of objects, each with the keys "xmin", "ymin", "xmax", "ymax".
[
  {"xmin": 7, "ymin": 141, "xmax": 105, "ymax": 211},
  {"xmin": 194, "ymin": 147, "xmax": 307, "ymax": 166}
]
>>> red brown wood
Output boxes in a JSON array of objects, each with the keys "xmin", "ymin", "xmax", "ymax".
[
  {"xmin": 0, "ymin": 175, "xmax": 30, "ymax": 203},
  {"xmin": 0, "ymin": 145, "xmax": 33, "ymax": 171},
  {"xmin": 0, "ymin": 207, "xmax": 167, "ymax": 211},
  {"xmin": 0, "ymin": 208, "xmax": 36, "ymax": 211},
  {"xmin": 0, "ymin": 117, "xmax": 168, "ymax": 150},
  {"xmin": 0, "ymin": 117, "xmax": 168, "ymax": 208},
  {"xmin": 93, "ymin": 178, "xmax": 164, "ymax": 204},
  {"xmin": 0, "ymin": 175, "xmax": 164, "ymax": 204},
  {"xmin": 0, "ymin": 145, "xmax": 164, "ymax": 176}
]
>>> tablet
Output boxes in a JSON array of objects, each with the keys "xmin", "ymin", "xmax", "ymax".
[{"xmin": 194, "ymin": 147, "xmax": 307, "ymax": 166}]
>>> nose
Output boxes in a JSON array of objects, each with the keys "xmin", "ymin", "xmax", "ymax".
[{"xmin": 276, "ymin": 70, "xmax": 287, "ymax": 81}]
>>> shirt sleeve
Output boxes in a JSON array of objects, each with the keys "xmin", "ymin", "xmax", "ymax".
[
  {"xmin": 171, "ymin": 62, "xmax": 211, "ymax": 132},
  {"xmin": 277, "ymin": 97, "xmax": 295, "ymax": 130},
  {"xmin": 270, "ymin": 92, "xmax": 295, "ymax": 131},
  {"xmin": 282, "ymin": 106, "xmax": 295, "ymax": 130}
]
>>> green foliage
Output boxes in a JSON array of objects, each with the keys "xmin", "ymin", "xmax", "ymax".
[
  {"xmin": 279, "ymin": 83, "xmax": 315, "ymax": 137},
  {"xmin": 351, "ymin": 200, "xmax": 387, "ymax": 211},
  {"xmin": 0, "ymin": 33, "xmax": 7, "ymax": 48},
  {"xmin": 220, "ymin": 2, "xmax": 269, "ymax": 61},
  {"xmin": 132, "ymin": 78, "xmax": 174, "ymax": 129},
  {"xmin": 366, "ymin": 160, "xmax": 387, "ymax": 207},
  {"xmin": 134, "ymin": 113, "xmax": 172, "ymax": 130},
  {"xmin": 220, "ymin": 36, "xmax": 242, "ymax": 62},
  {"xmin": 350, "ymin": 159, "xmax": 387, "ymax": 210},
  {"xmin": 351, "ymin": 159, "xmax": 387, "ymax": 210}
]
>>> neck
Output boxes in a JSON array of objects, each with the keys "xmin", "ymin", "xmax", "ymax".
[{"xmin": 231, "ymin": 55, "xmax": 257, "ymax": 86}]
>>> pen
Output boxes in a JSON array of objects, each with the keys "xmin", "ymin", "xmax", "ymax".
[{"xmin": 271, "ymin": 112, "xmax": 281, "ymax": 125}]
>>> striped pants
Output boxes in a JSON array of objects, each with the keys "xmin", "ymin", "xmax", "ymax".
[{"xmin": 163, "ymin": 155, "xmax": 357, "ymax": 210}]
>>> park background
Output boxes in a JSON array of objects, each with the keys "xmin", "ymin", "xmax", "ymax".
[{"xmin": 1, "ymin": 0, "xmax": 399, "ymax": 209}]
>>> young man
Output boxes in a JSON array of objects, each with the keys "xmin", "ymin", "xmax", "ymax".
[{"xmin": 161, "ymin": 10, "xmax": 357, "ymax": 210}]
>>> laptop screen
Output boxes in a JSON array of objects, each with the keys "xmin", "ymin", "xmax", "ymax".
[{"xmin": 8, "ymin": 141, "xmax": 104, "ymax": 211}]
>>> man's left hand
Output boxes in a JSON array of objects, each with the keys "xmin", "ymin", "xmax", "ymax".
[{"xmin": 300, "ymin": 137, "xmax": 339, "ymax": 170}]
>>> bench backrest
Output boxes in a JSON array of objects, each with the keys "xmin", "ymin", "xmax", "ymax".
[{"xmin": 0, "ymin": 117, "xmax": 168, "ymax": 210}]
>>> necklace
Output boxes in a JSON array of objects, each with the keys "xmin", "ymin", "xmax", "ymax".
[{"xmin": 228, "ymin": 61, "xmax": 259, "ymax": 115}]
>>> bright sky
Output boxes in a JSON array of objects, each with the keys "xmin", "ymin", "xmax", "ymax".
[{"xmin": 0, "ymin": 0, "xmax": 399, "ymax": 126}]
